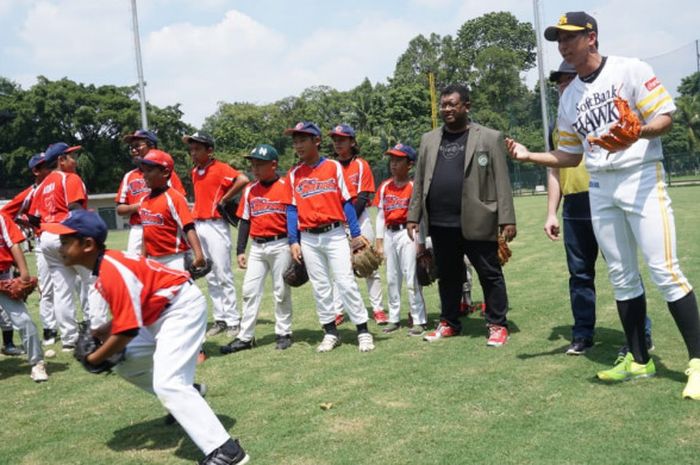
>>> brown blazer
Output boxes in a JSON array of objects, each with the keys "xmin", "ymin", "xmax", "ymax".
[{"xmin": 407, "ymin": 122, "xmax": 516, "ymax": 241}]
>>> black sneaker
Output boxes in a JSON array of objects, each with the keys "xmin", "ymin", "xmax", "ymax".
[
  {"xmin": 43, "ymin": 328, "xmax": 57, "ymax": 346},
  {"xmin": 200, "ymin": 438, "xmax": 249, "ymax": 465},
  {"xmin": 220, "ymin": 338, "xmax": 255, "ymax": 355},
  {"xmin": 565, "ymin": 338, "xmax": 593, "ymax": 355},
  {"xmin": 2, "ymin": 344, "xmax": 24, "ymax": 356},
  {"xmin": 165, "ymin": 383, "xmax": 207, "ymax": 425},
  {"xmin": 275, "ymin": 334, "xmax": 292, "ymax": 350}
]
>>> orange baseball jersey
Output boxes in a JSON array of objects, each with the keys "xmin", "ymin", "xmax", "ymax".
[
  {"xmin": 191, "ymin": 160, "xmax": 241, "ymax": 220},
  {"xmin": 115, "ymin": 169, "xmax": 187, "ymax": 225},
  {"xmin": 1, "ymin": 185, "xmax": 35, "ymax": 218},
  {"xmin": 92, "ymin": 250, "xmax": 191, "ymax": 333},
  {"xmin": 287, "ymin": 158, "xmax": 351, "ymax": 230},
  {"xmin": 375, "ymin": 179, "xmax": 413, "ymax": 226},
  {"xmin": 236, "ymin": 178, "xmax": 291, "ymax": 237},
  {"xmin": 139, "ymin": 187, "xmax": 194, "ymax": 257},
  {"xmin": 341, "ymin": 157, "xmax": 375, "ymax": 198},
  {"xmin": 29, "ymin": 171, "xmax": 87, "ymax": 224},
  {"xmin": 0, "ymin": 213, "xmax": 26, "ymax": 271}
]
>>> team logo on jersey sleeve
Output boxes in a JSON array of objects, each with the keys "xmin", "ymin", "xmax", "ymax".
[
  {"xmin": 250, "ymin": 198, "xmax": 286, "ymax": 216},
  {"xmin": 383, "ymin": 194, "xmax": 409, "ymax": 212},
  {"xmin": 139, "ymin": 209, "xmax": 165, "ymax": 225},
  {"xmin": 295, "ymin": 178, "xmax": 337, "ymax": 198},
  {"xmin": 128, "ymin": 179, "xmax": 148, "ymax": 195},
  {"xmin": 645, "ymin": 77, "xmax": 660, "ymax": 91}
]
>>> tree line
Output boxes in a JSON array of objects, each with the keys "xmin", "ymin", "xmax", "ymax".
[{"xmin": 1, "ymin": 12, "xmax": 699, "ymax": 198}]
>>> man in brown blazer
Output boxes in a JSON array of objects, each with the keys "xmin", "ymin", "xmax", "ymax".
[{"xmin": 407, "ymin": 83, "xmax": 516, "ymax": 346}]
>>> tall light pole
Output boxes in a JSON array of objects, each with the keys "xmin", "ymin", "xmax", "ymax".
[
  {"xmin": 533, "ymin": 0, "xmax": 551, "ymax": 150},
  {"xmin": 130, "ymin": 0, "xmax": 148, "ymax": 130}
]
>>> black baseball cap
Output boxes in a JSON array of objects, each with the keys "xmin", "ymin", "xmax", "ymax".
[
  {"xmin": 549, "ymin": 60, "xmax": 577, "ymax": 82},
  {"xmin": 183, "ymin": 131, "xmax": 215, "ymax": 148},
  {"xmin": 544, "ymin": 12, "xmax": 598, "ymax": 41}
]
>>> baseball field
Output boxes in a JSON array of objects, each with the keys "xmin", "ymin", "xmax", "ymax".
[{"xmin": 2, "ymin": 185, "xmax": 700, "ymax": 465}]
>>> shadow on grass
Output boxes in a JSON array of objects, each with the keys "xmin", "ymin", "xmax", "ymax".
[
  {"xmin": 106, "ymin": 414, "xmax": 237, "ymax": 461},
  {"xmin": 517, "ymin": 325, "xmax": 628, "ymax": 365},
  {"xmin": 0, "ymin": 357, "xmax": 69, "ymax": 380},
  {"xmin": 203, "ymin": 328, "xmax": 330, "ymax": 357}
]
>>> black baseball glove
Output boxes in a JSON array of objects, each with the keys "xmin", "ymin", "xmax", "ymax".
[
  {"xmin": 283, "ymin": 261, "xmax": 309, "ymax": 287},
  {"xmin": 216, "ymin": 198, "xmax": 240, "ymax": 227},
  {"xmin": 74, "ymin": 322, "xmax": 122, "ymax": 374},
  {"xmin": 186, "ymin": 256, "xmax": 213, "ymax": 280}
]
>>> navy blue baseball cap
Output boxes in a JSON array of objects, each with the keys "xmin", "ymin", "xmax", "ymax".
[
  {"xmin": 385, "ymin": 143, "xmax": 416, "ymax": 161},
  {"xmin": 284, "ymin": 121, "xmax": 321, "ymax": 137},
  {"xmin": 183, "ymin": 131, "xmax": 215, "ymax": 148},
  {"xmin": 544, "ymin": 12, "xmax": 598, "ymax": 41},
  {"xmin": 328, "ymin": 124, "xmax": 356, "ymax": 138},
  {"xmin": 123, "ymin": 129, "xmax": 158, "ymax": 146},
  {"xmin": 246, "ymin": 144, "xmax": 279, "ymax": 161},
  {"xmin": 42, "ymin": 209, "xmax": 108, "ymax": 244},
  {"xmin": 28, "ymin": 153, "xmax": 47, "ymax": 169},
  {"xmin": 44, "ymin": 142, "xmax": 82, "ymax": 164}
]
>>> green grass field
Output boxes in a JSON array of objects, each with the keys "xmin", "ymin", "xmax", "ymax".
[{"xmin": 3, "ymin": 186, "xmax": 700, "ymax": 465}]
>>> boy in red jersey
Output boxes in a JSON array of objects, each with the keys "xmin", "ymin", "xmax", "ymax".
[
  {"xmin": 329, "ymin": 124, "xmax": 386, "ymax": 325},
  {"xmin": 116, "ymin": 129, "xmax": 187, "ymax": 255},
  {"xmin": 374, "ymin": 144, "xmax": 428, "ymax": 335},
  {"xmin": 285, "ymin": 121, "xmax": 375, "ymax": 352},
  {"xmin": 185, "ymin": 131, "xmax": 249, "ymax": 338},
  {"xmin": 44, "ymin": 210, "xmax": 249, "ymax": 464}
]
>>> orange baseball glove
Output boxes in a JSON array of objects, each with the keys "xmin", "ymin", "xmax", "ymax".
[
  {"xmin": 497, "ymin": 235, "xmax": 512, "ymax": 266},
  {"xmin": 587, "ymin": 97, "xmax": 641, "ymax": 152}
]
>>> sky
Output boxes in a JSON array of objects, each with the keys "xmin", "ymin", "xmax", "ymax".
[{"xmin": 1, "ymin": 0, "xmax": 698, "ymax": 127}]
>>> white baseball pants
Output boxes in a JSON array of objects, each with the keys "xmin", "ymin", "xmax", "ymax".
[
  {"xmin": 589, "ymin": 162, "xmax": 693, "ymax": 302},
  {"xmin": 195, "ymin": 220, "xmax": 240, "ymax": 327},
  {"xmin": 238, "ymin": 239, "xmax": 292, "ymax": 342},
  {"xmin": 302, "ymin": 226, "xmax": 369, "ymax": 325},
  {"xmin": 125, "ymin": 224, "xmax": 143, "ymax": 256},
  {"xmin": 35, "ymin": 238, "xmax": 56, "ymax": 331},
  {"xmin": 113, "ymin": 282, "xmax": 231, "ymax": 455},
  {"xmin": 384, "ymin": 229, "xmax": 427, "ymax": 325},
  {"xmin": 150, "ymin": 252, "xmax": 186, "ymax": 271}
]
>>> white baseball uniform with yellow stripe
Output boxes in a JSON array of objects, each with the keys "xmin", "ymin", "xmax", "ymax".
[{"xmin": 557, "ymin": 55, "xmax": 691, "ymax": 302}]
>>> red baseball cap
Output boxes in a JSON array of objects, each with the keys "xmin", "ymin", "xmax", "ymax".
[{"xmin": 139, "ymin": 149, "xmax": 174, "ymax": 171}]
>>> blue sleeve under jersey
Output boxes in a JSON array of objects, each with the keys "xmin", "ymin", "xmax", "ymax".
[
  {"xmin": 286, "ymin": 205, "xmax": 299, "ymax": 244},
  {"xmin": 343, "ymin": 200, "xmax": 361, "ymax": 238}
]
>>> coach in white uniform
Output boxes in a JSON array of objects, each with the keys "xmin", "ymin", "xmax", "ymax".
[{"xmin": 506, "ymin": 11, "xmax": 700, "ymax": 399}]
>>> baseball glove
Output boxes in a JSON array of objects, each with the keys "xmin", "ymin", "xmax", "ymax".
[
  {"xmin": 587, "ymin": 96, "xmax": 641, "ymax": 152},
  {"xmin": 351, "ymin": 236, "xmax": 382, "ymax": 278},
  {"xmin": 216, "ymin": 198, "xmax": 240, "ymax": 227},
  {"xmin": 497, "ymin": 235, "xmax": 512, "ymax": 266},
  {"xmin": 416, "ymin": 249, "xmax": 438, "ymax": 286},
  {"xmin": 283, "ymin": 260, "xmax": 309, "ymax": 287},
  {"xmin": 74, "ymin": 322, "xmax": 123, "ymax": 374},
  {"xmin": 0, "ymin": 277, "xmax": 38, "ymax": 301},
  {"xmin": 185, "ymin": 255, "xmax": 213, "ymax": 280}
]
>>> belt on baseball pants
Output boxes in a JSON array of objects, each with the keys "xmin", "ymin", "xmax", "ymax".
[
  {"xmin": 386, "ymin": 223, "xmax": 407, "ymax": 231},
  {"xmin": 253, "ymin": 234, "xmax": 288, "ymax": 244},
  {"xmin": 303, "ymin": 221, "xmax": 342, "ymax": 234}
]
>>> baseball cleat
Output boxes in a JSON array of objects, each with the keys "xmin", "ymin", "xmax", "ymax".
[
  {"xmin": 334, "ymin": 313, "xmax": 345, "ymax": 326},
  {"xmin": 486, "ymin": 324, "xmax": 509, "ymax": 347},
  {"xmin": 225, "ymin": 325, "xmax": 240, "ymax": 339},
  {"xmin": 682, "ymin": 358, "xmax": 700, "ymax": 400},
  {"xmin": 423, "ymin": 321, "xmax": 458, "ymax": 342},
  {"xmin": 274, "ymin": 334, "xmax": 293, "ymax": 350},
  {"xmin": 357, "ymin": 332, "xmax": 375, "ymax": 352},
  {"xmin": 30, "ymin": 361, "xmax": 49, "ymax": 382},
  {"xmin": 566, "ymin": 338, "xmax": 593, "ymax": 355},
  {"xmin": 199, "ymin": 438, "xmax": 249, "ymax": 465},
  {"xmin": 42, "ymin": 328, "xmax": 57, "ymax": 346},
  {"xmin": 2, "ymin": 344, "xmax": 25, "ymax": 356},
  {"xmin": 373, "ymin": 309, "xmax": 389, "ymax": 325},
  {"xmin": 407, "ymin": 324, "xmax": 427, "ymax": 337},
  {"xmin": 317, "ymin": 333, "xmax": 340, "ymax": 353},
  {"xmin": 206, "ymin": 321, "xmax": 227, "ymax": 337},
  {"xmin": 597, "ymin": 352, "xmax": 656, "ymax": 382},
  {"xmin": 220, "ymin": 338, "xmax": 255, "ymax": 355},
  {"xmin": 382, "ymin": 322, "xmax": 400, "ymax": 334},
  {"xmin": 61, "ymin": 344, "xmax": 75, "ymax": 352}
]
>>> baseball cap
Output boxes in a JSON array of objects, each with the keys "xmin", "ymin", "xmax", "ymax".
[
  {"xmin": 139, "ymin": 149, "xmax": 174, "ymax": 171},
  {"xmin": 42, "ymin": 209, "xmax": 108, "ymax": 245},
  {"xmin": 182, "ymin": 131, "xmax": 215, "ymax": 148},
  {"xmin": 549, "ymin": 60, "xmax": 577, "ymax": 83},
  {"xmin": 123, "ymin": 129, "xmax": 158, "ymax": 146},
  {"xmin": 385, "ymin": 143, "xmax": 416, "ymax": 161},
  {"xmin": 328, "ymin": 124, "xmax": 356, "ymax": 138},
  {"xmin": 28, "ymin": 153, "xmax": 47, "ymax": 169},
  {"xmin": 544, "ymin": 12, "xmax": 598, "ymax": 41},
  {"xmin": 246, "ymin": 144, "xmax": 279, "ymax": 161},
  {"xmin": 284, "ymin": 121, "xmax": 322, "ymax": 137},
  {"xmin": 44, "ymin": 142, "xmax": 82, "ymax": 164}
]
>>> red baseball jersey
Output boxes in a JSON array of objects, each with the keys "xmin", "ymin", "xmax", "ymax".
[
  {"xmin": 237, "ymin": 178, "xmax": 291, "ymax": 237},
  {"xmin": 0, "ymin": 213, "xmax": 26, "ymax": 271},
  {"xmin": 375, "ymin": 179, "xmax": 413, "ymax": 226},
  {"xmin": 115, "ymin": 169, "xmax": 186, "ymax": 225},
  {"xmin": 287, "ymin": 158, "xmax": 351, "ymax": 230},
  {"xmin": 29, "ymin": 171, "xmax": 87, "ymax": 225},
  {"xmin": 191, "ymin": 160, "xmax": 241, "ymax": 220},
  {"xmin": 340, "ymin": 157, "xmax": 375, "ymax": 199},
  {"xmin": 92, "ymin": 250, "xmax": 191, "ymax": 334},
  {"xmin": 1, "ymin": 185, "xmax": 36, "ymax": 218},
  {"xmin": 139, "ymin": 187, "xmax": 194, "ymax": 257}
]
